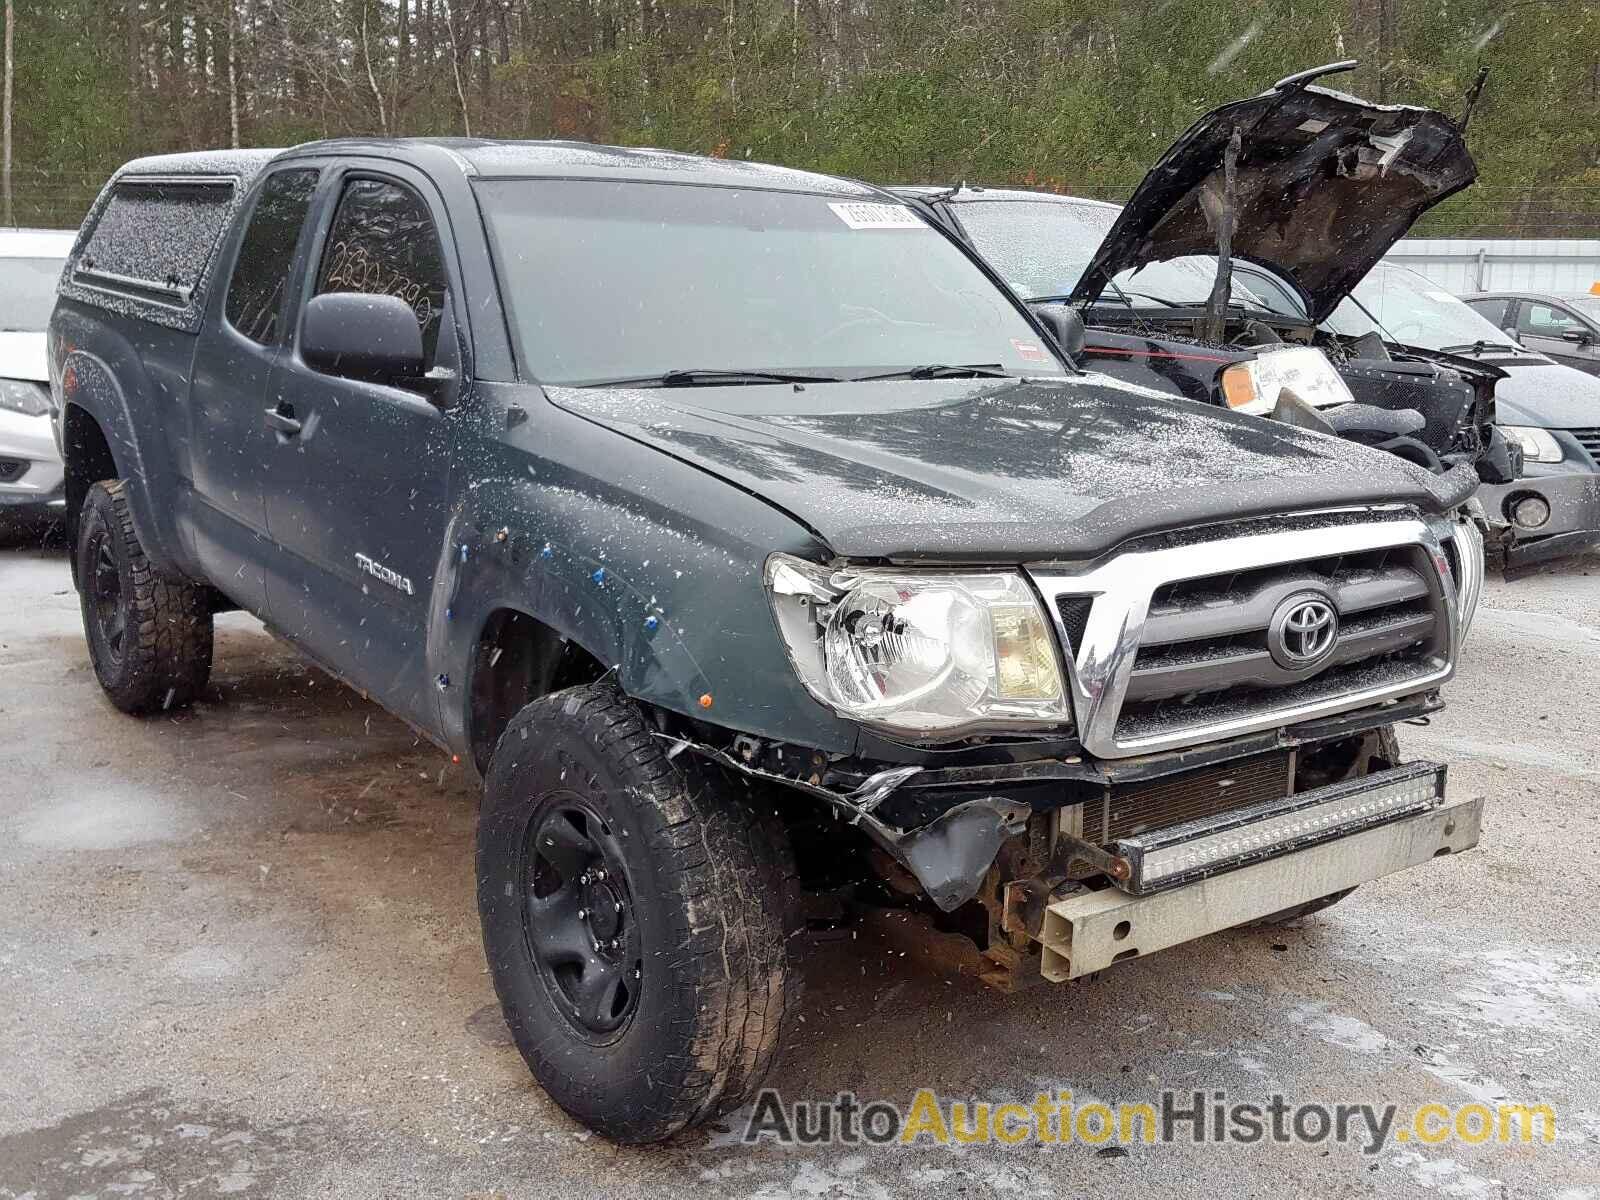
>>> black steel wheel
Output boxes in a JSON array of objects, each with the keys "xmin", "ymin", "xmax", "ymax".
[
  {"xmin": 477, "ymin": 682, "xmax": 802, "ymax": 1144},
  {"xmin": 75, "ymin": 480, "xmax": 213, "ymax": 714},
  {"xmin": 85, "ymin": 524, "xmax": 128, "ymax": 668},
  {"xmin": 524, "ymin": 799, "xmax": 643, "ymax": 1039}
]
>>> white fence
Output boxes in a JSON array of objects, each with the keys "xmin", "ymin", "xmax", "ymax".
[{"xmin": 1386, "ymin": 238, "xmax": 1600, "ymax": 296}]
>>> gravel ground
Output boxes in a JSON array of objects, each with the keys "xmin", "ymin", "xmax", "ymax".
[{"xmin": 1, "ymin": 542, "xmax": 1597, "ymax": 1199}]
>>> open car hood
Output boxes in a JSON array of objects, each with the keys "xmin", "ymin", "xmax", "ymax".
[{"xmin": 1068, "ymin": 65, "xmax": 1477, "ymax": 324}]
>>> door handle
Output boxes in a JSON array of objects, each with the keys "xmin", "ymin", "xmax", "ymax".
[{"xmin": 264, "ymin": 405, "xmax": 302, "ymax": 436}]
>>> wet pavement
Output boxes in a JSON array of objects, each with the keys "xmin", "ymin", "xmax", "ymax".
[{"xmin": 2, "ymin": 543, "xmax": 1598, "ymax": 1198}]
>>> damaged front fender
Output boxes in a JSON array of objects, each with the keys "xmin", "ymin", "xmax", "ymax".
[{"xmin": 667, "ymin": 735, "xmax": 1029, "ymax": 911}]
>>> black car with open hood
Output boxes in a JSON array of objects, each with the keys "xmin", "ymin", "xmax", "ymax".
[
  {"xmin": 897, "ymin": 62, "xmax": 1517, "ymax": 487},
  {"xmin": 1069, "ymin": 62, "xmax": 1477, "ymax": 324}
]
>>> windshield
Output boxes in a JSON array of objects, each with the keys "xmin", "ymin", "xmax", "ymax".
[
  {"xmin": 1327, "ymin": 265, "xmax": 1523, "ymax": 353},
  {"xmin": 0, "ymin": 256, "xmax": 65, "ymax": 331},
  {"xmin": 951, "ymin": 197, "xmax": 1293, "ymax": 315},
  {"xmin": 476, "ymin": 181, "xmax": 1063, "ymax": 387}
]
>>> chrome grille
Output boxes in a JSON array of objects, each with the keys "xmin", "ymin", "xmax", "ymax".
[
  {"xmin": 1125, "ymin": 546, "xmax": 1440, "ymax": 708},
  {"xmin": 1028, "ymin": 516, "xmax": 1459, "ymax": 758},
  {"xmin": 1569, "ymin": 428, "xmax": 1600, "ymax": 466}
]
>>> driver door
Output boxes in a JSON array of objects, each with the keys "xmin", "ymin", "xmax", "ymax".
[{"xmin": 260, "ymin": 168, "xmax": 461, "ymax": 731}]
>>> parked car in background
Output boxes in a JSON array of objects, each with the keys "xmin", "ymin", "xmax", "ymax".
[
  {"xmin": 895, "ymin": 62, "xmax": 1516, "ymax": 488},
  {"xmin": 1333, "ymin": 263, "xmax": 1600, "ymax": 568},
  {"xmin": 54, "ymin": 141, "xmax": 1485, "ymax": 1143},
  {"xmin": 0, "ymin": 229, "xmax": 75, "ymax": 534},
  {"xmin": 1462, "ymin": 291, "xmax": 1600, "ymax": 377}
]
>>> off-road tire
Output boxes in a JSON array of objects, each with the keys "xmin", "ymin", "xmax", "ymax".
[
  {"xmin": 1251, "ymin": 727, "xmax": 1401, "ymax": 926},
  {"xmin": 76, "ymin": 480, "xmax": 213, "ymax": 714},
  {"xmin": 477, "ymin": 682, "xmax": 803, "ymax": 1144}
]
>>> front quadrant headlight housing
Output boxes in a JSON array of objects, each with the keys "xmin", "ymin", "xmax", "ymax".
[
  {"xmin": 1219, "ymin": 347, "xmax": 1356, "ymax": 416},
  {"xmin": 765, "ymin": 554, "xmax": 1071, "ymax": 736}
]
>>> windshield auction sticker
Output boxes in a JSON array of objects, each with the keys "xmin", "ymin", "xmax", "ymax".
[
  {"xmin": 827, "ymin": 201, "xmax": 926, "ymax": 230},
  {"xmin": 739, "ymin": 1088, "xmax": 1557, "ymax": 1154}
]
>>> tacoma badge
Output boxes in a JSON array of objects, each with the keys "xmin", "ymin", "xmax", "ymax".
[{"xmin": 355, "ymin": 552, "xmax": 414, "ymax": 595}]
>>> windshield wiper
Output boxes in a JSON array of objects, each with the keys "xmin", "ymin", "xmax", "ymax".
[
  {"xmin": 1438, "ymin": 341, "xmax": 1518, "ymax": 357},
  {"xmin": 851, "ymin": 363, "xmax": 1014, "ymax": 381},
  {"xmin": 579, "ymin": 368, "xmax": 841, "ymax": 388}
]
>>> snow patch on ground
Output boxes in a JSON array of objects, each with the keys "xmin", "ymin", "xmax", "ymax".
[
  {"xmin": 1285, "ymin": 1002, "xmax": 1389, "ymax": 1053},
  {"xmin": 18, "ymin": 789, "xmax": 189, "ymax": 849}
]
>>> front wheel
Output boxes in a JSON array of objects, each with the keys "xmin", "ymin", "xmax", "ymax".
[
  {"xmin": 476, "ymin": 683, "xmax": 802, "ymax": 1144},
  {"xmin": 75, "ymin": 480, "xmax": 213, "ymax": 714}
]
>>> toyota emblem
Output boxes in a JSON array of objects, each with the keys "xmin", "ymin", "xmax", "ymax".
[{"xmin": 1268, "ymin": 592, "xmax": 1339, "ymax": 669}]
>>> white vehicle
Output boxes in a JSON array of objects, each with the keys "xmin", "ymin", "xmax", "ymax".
[{"xmin": 0, "ymin": 229, "xmax": 75, "ymax": 528}]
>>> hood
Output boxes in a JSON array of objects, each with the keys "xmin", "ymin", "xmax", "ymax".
[
  {"xmin": 0, "ymin": 331, "xmax": 49, "ymax": 382},
  {"xmin": 1491, "ymin": 358, "xmax": 1600, "ymax": 429},
  {"xmin": 1069, "ymin": 66, "xmax": 1476, "ymax": 324},
  {"xmin": 548, "ymin": 375, "xmax": 1464, "ymax": 562}
]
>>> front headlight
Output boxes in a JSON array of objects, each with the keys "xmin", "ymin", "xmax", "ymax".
[
  {"xmin": 0, "ymin": 378, "xmax": 49, "ymax": 417},
  {"xmin": 765, "ymin": 554, "xmax": 1070, "ymax": 735},
  {"xmin": 1219, "ymin": 347, "xmax": 1355, "ymax": 416},
  {"xmin": 1499, "ymin": 425, "xmax": 1562, "ymax": 465}
]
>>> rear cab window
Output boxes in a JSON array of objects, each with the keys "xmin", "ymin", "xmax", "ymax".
[{"xmin": 226, "ymin": 168, "xmax": 320, "ymax": 346}]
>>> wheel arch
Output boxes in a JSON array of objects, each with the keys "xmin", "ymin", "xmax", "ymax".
[
  {"xmin": 465, "ymin": 604, "xmax": 609, "ymax": 773},
  {"xmin": 54, "ymin": 326, "xmax": 188, "ymax": 576},
  {"xmin": 60, "ymin": 400, "xmax": 118, "ymax": 552}
]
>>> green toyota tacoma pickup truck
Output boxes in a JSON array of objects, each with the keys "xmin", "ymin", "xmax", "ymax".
[{"xmin": 51, "ymin": 138, "xmax": 1484, "ymax": 1142}]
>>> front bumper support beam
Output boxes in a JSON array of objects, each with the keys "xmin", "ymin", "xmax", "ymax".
[{"xmin": 1033, "ymin": 792, "xmax": 1482, "ymax": 981}]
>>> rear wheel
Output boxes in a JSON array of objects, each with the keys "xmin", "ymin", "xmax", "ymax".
[
  {"xmin": 477, "ymin": 682, "xmax": 802, "ymax": 1144},
  {"xmin": 76, "ymin": 480, "xmax": 213, "ymax": 714}
]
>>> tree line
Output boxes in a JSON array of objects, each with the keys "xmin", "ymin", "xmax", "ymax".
[{"xmin": 4, "ymin": 0, "xmax": 1599, "ymax": 233}]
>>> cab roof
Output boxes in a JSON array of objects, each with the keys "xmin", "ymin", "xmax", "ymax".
[
  {"xmin": 276, "ymin": 137, "xmax": 880, "ymax": 196},
  {"xmin": 111, "ymin": 140, "xmax": 881, "ymax": 198}
]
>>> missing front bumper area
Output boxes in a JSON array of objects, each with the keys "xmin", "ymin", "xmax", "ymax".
[
  {"xmin": 1111, "ymin": 761, "xmax": 1446, "ymax": 894},
  {"xmin": 1028, "ymin": 786, "xmax": 1481, "ymax": 982}
]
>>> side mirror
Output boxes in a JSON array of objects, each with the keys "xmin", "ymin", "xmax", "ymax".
[
  {"xmin": 1030, "ymin": 302, "xmax": 1086, "ymax": 359},
  {"xmin": 1560, "ymin": 328, "xmax": 1594, "ymax": 345},
  {"xmin": 301, "ymin": 292, "xmax": 425, "ymax": 383}
]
